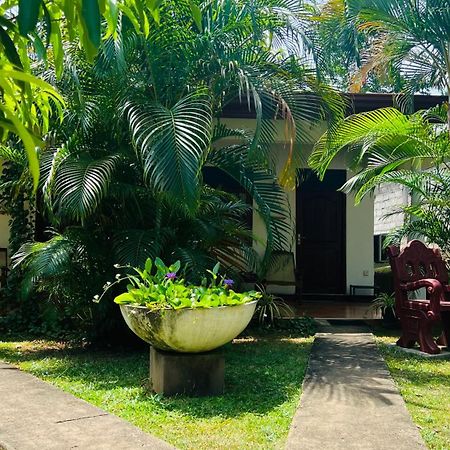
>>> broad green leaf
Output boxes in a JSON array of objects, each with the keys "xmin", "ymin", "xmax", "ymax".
[
  {"xmin": 30, "ymin": 32, "xmax": 46, "ymax": 61},
  {"xmin": 0, "ymin": 104, "xmax": 40, "ymax": 191},
  {"xmin": 148, "ymin": 0, "xmax": 163, "ymax": 10},
  {"xmin": 145, "ymin": 258, "xmax": 153, "ymax": 274},
  {"xmin": 154, "ymin": 257, "xmax": 167, "ymax": 273},
  {"xmin": 18, "ymin": 0, "xmax": 41, "ymax": 36},
  {"xmin": 114, "ymin": 292, "xmax": 135, "ymax": 304},
  {"xmin": 41, "ymin": 2, "xmax": 52, "ymax": 45},
  {"xmin": 148, "ymin": 0, "xmax": 163, "ymax": 24},
  {"xmin": 169, "ymin": 260, "xmax": 181, "ymax": 273},
  {"xmin": 50, "ymin": 21, "xmax": 63, "ymax": 78},
  {"xmin": 117, "ymin": 4, "xmax": 140, "ymax": 33},
  {"xmin": 62, "ymin": 0, "xmax": 76, "ymax": 39},
  {"xmin": 1, "ymin": 70, "xmax": 63, "ymax": 104},
  {"xmin": 0, "ymin": 27, "xmax": 23, "ymax": 68},
  {"xmin": 189, "ymin": 1, "xmax": 202, "ymax": 32},
  {"xmin": 81, "ymin": 0, "xmax": 101, "ymax": 47},
  {"xmin": 98, "ymin": 0, "xmax": 106, "ymax": 14},
  {"xmin": 105, "ymin": 0, "xmax": 119, "ymax": 34}
]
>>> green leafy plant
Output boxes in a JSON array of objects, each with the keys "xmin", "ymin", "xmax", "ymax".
[
  {"xmin": 96, "ymin": 259, "xmax": 261, "ymax": 310},
  {"xmin": 311, "ymin": 0, "xmax": 450, "ymax": 102},
  {"xmin": 6, "ymin": 0, "xmax": 342, "ymax": 341},
  {"xmin": 253, "ymin": 284, "xmax": 294, "ymax": 326},
  {"xmin": 371, "ymin": 292, "xmax": 396, "ymax": 317},
  {"xmin": 310, "ymin": 105, "xmax": 450, "ymax": 258}
]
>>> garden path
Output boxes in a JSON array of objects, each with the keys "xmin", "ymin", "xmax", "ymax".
[
  {"xmin": 0, "ymin": 361, "xmax": 174, "ymax": 450},
  {"xmin": 286, "ymin": 332, "xmax": 426, "ymax": 450}
]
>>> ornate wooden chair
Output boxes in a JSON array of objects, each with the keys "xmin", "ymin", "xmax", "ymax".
[{"xmin": 387, "ymin": 240, "xmax": 450, "ymax": 354}]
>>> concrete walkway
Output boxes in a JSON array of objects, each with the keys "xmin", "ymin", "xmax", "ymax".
[
  {"xmin": 286, "ymin": 333, "xmax": 426, "ymax": 450},
  {"xmin": 0, "ymin": 361, "xmax": 174, "ymax": 450}
]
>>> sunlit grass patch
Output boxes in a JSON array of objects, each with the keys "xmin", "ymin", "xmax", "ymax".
[{"xmin": 0, "ymin": 334, "xmax": 312, "ymax": 449}]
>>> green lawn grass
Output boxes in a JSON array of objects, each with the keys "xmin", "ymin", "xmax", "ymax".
[
  {"xmin": 0, "ymin": 334, "xmax": 312, "ymax": 450},
  {"xmin": 376, "ymin": 334, "xmax": 450, "ymax": 450}
]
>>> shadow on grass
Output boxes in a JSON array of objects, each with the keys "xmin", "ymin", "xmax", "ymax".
[{"xmin": 0, "ymin": 336, "xmax": 312, "ymax": 418}]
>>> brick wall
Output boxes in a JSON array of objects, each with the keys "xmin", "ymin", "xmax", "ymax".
[{"xmin": 374, "ymin": 184, "xmax": 410, "ymax": 235}]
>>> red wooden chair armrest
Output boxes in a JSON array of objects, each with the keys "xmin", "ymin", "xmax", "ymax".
[{"xmin": 400, "ymin": 278, "xmax": 445, "ymax": 319}]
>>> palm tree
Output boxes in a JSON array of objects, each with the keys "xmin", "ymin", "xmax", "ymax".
[
  {"xmin": 310, "ymin": 104, "xmax": 450, "ymax": 253},
  {"xmin": 356, "ymin": 0, "xmax": 449, "ymax": 116},
  {"xmin": 309, "ymin": 0, "xmax": 406, "ymax": 92},
  {"xmin": 35, "ymin": 0, "xmax": 341, "ymax": 265},
  {"xmin": 312, "ymin": 0, "xmax": 450, "ymax": 116},
  {"xmin": 2, "ymin": 0, "xmax": 343, "ymax": 339}
]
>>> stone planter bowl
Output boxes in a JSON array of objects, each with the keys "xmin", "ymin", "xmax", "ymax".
[{"xmin": 120, "ymin": 300, "xmax": 258, "ymax": 353}]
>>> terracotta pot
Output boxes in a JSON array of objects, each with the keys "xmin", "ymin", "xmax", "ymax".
[{"xmin": 120, "ymin": 300, "xmax": 257, "ymax": 353}]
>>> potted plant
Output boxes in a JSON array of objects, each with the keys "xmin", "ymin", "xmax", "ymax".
[
  {"xmin": 253, "ymin": 284, "xmax": 294, "ymax": 326},
  {"xmin": 95, "ymin": 258, "xmax": 260, "ymax": 353},
  {"xmin": 371, "ymin": 292, "xmax": 397, "ymax": 328}
]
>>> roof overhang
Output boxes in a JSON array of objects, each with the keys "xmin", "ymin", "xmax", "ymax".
[{"xmin": 220, "ymin": 93, "xmax": 447, "ymax": 119}]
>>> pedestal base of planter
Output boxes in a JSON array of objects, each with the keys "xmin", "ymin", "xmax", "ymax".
[{"xmin": 149, "ymin": 347, "xmax": 225, "ymax": 396}]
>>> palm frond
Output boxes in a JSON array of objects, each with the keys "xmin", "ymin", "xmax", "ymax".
[
  {"xmin": 207, "ymin": 144, "xmax": 292, "ymax": 275},
  {"xmin": 113, "ymin": 229, "xmax": 165, "ymax": 267},
  {"xmin": 52, "ymin": 153, "xmax": 120, "ymax": 222},
  {"xmin": 124, "ymin": 91, "xmax": 212, "ymax": 211}
]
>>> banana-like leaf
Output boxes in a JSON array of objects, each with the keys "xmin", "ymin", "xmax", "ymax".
[
  {"xmin": 18, "ymin": 0, "xmax": 42, "ymax": 36},
  {"xmin": 81, "ymin": 0, "xmax": 101, "ymax": 47}
]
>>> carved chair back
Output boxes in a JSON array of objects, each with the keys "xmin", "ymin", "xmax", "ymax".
[{"xmin": 387, "ymin": 240, "xmax": 448, "ymax": 311}]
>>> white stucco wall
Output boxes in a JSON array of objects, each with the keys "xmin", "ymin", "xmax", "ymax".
[{"xmin": 346, "ymin": 193, "xmax": 374, "ymax": 290}]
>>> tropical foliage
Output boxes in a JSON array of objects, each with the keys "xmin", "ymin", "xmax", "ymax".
[
  {"xmin": 0, "ymin": 0, "xmax": 165, "ymax": 186},
  {"xmin": 310, "ymin": 0, "xmax": 450, "ymax": 99},
  {"xmin": 310, "ymin": 104, "xmax": 450, "ymax": 256},
  {"xmin": 354, "ymin": 0, "xmax": 450, "ymax": 99},
  {"xmin": 1, "ymin": 0, "xmax": 342, "ymax": 339},
  {"xmin": 253, "ymin": 284, "xmax": 294, "ymax": 326},
  {"xmin": 310, "ymin": 0, "xmax": 450, "ymax": 262}
]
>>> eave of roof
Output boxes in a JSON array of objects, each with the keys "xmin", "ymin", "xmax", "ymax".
[{"xmin": 220, "ymin": 92, "xmax": 447, "ymax": 118}]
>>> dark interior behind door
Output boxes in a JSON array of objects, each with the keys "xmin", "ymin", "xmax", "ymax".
[{"xmin": 296, "ymin": 170, "xmax": 346, "ymax": 294}]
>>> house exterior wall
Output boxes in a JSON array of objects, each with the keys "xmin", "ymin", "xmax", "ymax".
[
  {"xmin": 0, "ymin": 214, "xmax": 10, "ymax": 250},
  {"xmin": 223, "ymin": 118, "xmax": 374, "ymax": 294},
  {"xmin": 346, "ymin": 192, "xmax": 374, "ymax": 290},
  {"xmin": 374, "ymin": 184, "xmax": 410, "ymax": 236}
]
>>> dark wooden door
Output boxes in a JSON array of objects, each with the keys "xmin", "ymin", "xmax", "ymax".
[{"xmin": 296, "ymin": 170, "xmax": 346, "ymax": 294}]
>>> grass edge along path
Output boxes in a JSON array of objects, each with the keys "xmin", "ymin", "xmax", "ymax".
[
  {"xmin": 0, "ymin": 334, "xmax": 312, "ymax": 450},
  {"xmin": 376, "ymin": 335, "xmax": 450, "ymax": 450}
]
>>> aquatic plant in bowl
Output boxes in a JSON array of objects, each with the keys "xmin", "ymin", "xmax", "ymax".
[{"xmin": 96, "ymin": 258, "xmax": 260, "ymax": 352}]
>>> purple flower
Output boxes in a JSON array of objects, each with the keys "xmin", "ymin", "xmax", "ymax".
[
  {"xmin": 224, "ymin": 279, "xmax": 234, "ymax": 288},
  {"xmin": 165, "ymin": 272, "xmax": 177, "ymax": 280}
]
